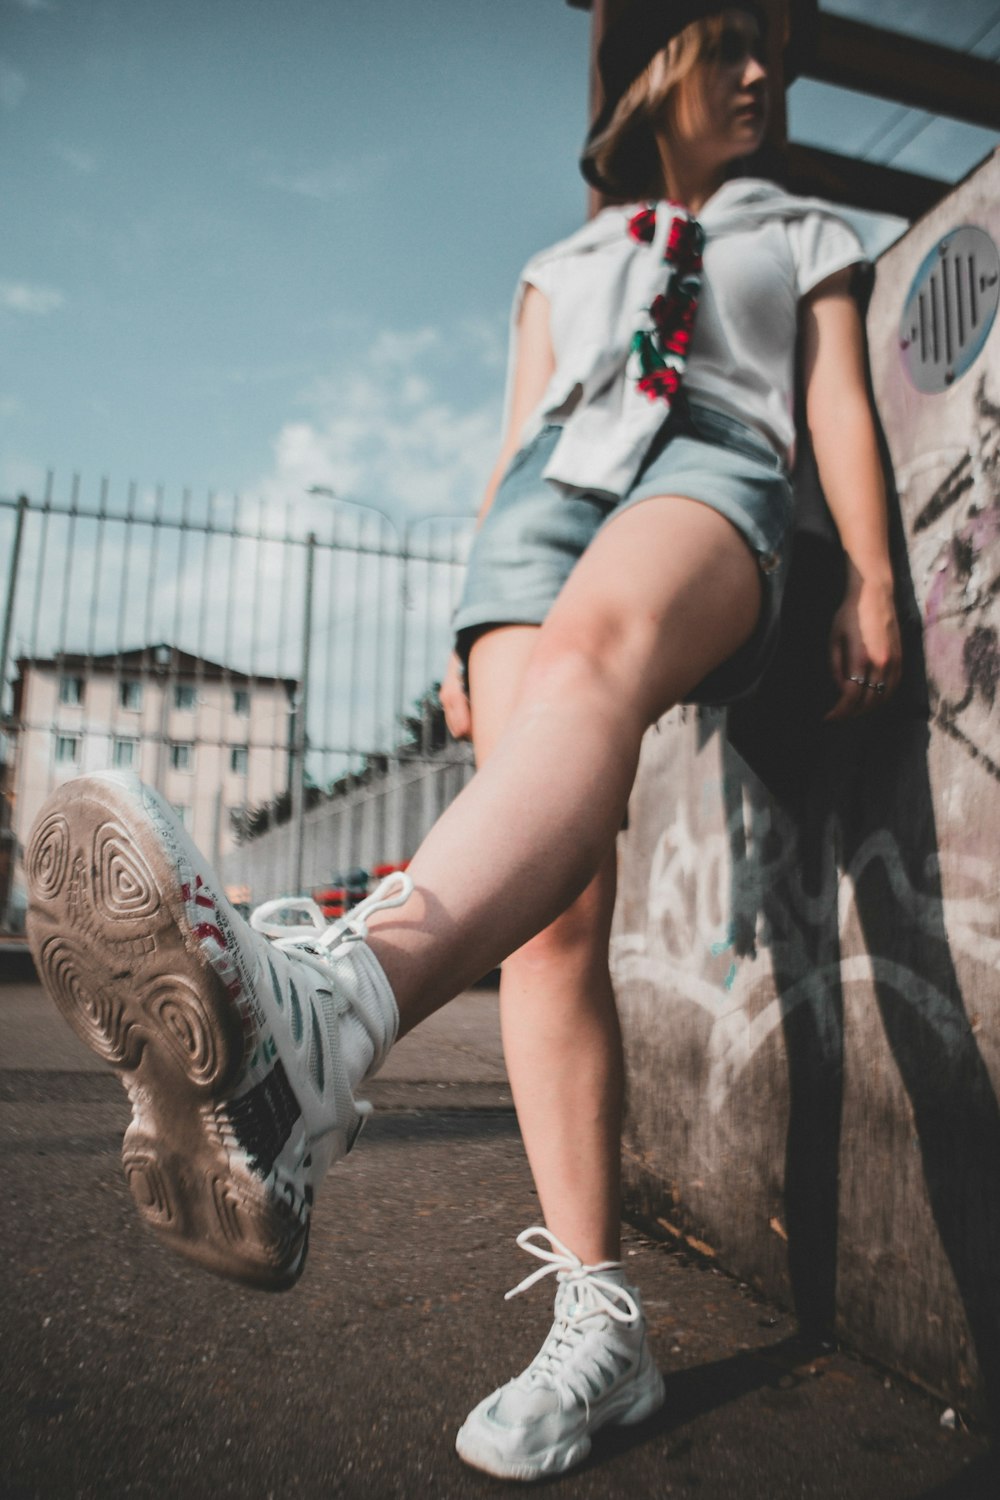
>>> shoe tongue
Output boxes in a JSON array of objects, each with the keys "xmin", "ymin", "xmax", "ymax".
[
  {"xmin": 557, "ymin": 1263, "xmax": 628, "ymax": 1319},
  {"xmin": 588, "ymin": 1263, "xmax": 627, "ymax": 1284}
]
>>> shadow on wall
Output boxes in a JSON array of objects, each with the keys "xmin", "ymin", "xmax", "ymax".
[{"xmin": 721, "ymin": 403, "xmax": 1000, "ymax": 1431}]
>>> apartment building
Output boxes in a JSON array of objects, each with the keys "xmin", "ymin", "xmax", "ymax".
[{"xmin": 5, "ymin": 643, "xmax": 295, "ymax": 923}]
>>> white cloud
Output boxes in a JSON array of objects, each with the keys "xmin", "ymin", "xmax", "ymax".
[
  {"xmin": 456, "ymin": 315, "xmax": 507, "ymax": 371},
  {"xmin": 262, "ymin": 151, "xmax": 394, "ymax": 204},
  {"xmin": 369, "ymin": 326, "xmax": 440, "ymax": 366},
  {"xmin": 0, "ymin": 59, "xmax": 27, "ymax": 111},
  {"xmin": 255, "ymin": 320, "xmax": 503, "ymax": 523},
  {"xmin": 0, "ymin": 282, "xmax": 64, "ymax": 314}
]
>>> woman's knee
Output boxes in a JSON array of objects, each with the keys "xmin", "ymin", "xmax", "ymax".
[{"xmin": 519, "ymin": 498, "xmax": 766, "ymax": 720}]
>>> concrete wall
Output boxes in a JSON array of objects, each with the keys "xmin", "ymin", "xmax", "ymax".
[
  {"xmin": 611, "ymin": 151, "xmax": 1000, "ymax": 1420},
  {"xmin": 220, "ymin": 749, "xmax": 474, "ymax": 902}
]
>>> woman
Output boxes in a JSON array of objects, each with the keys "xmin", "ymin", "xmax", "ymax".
[
  {"xmin": 436, "ymin": 0, "xmax": 899, "ymax": 1471},
  {"xmin": 26, "ymin": 0, "xmax": 902, "ymax": 1483}
]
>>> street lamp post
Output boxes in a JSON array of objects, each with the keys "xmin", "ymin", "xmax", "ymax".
[
  {"xmin": 289, "ymin": 532, "xmax": 317, "ymax": 895},
  {"xmin": 306, "ymin": 485, "xmax": 409, "ymax": 778}
]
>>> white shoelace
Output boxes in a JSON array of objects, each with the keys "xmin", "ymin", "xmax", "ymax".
[
  {"xmin": 250, "ymin": 871, "xmax": 414, "ymax": 979},
  {"xmin": 503, "ymin": 1228, "xmax": 641, "ymax": 1416},
  {"xmin": 250, "ymin": 894, "xmax": 329, "ymax": 942},
  {"xmin": 243, "ymin": 870, "xmax": 413, "ymax": 1125}
]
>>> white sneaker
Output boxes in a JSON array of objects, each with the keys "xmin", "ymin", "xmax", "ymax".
[
  {"xmin": 456, "ymin": 1227, "xmax": 665, "ymax": 1480},
  {"xmin": 25, "ymin": 772, "xmax": 410, "ymax": 1290}
]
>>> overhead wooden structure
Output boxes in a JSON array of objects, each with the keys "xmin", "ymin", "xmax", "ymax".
[{"xmin": 569, "ymin": 0, "xmax": 1000, "ymax": 218}]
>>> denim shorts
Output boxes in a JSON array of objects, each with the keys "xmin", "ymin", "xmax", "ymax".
[{"xmin": 453, "ymin": 399, "xmax": 793, "ymax": 706}]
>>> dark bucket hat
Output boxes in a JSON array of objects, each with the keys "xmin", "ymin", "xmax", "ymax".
[{"xmin": 580, "ymin": 0, "xmax": 768, "ymax": 196}]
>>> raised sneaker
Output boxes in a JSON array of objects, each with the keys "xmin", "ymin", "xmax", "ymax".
[
  {"xmin": 25, "ymin": 771, "xmax": 410, "ymax": 1290},
  {"xmin": 455, "ymin": 1227, "xmax": 665, "ymax": 1480}
]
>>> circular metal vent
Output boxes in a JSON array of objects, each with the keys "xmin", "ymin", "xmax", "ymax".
[{"xmin": 899, "ymin": 225, "xmax": 999, "ymax": 394}]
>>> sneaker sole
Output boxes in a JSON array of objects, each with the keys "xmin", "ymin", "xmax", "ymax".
[
  {"xmin": 455, "ymin": 1358, "xmax": 666, "ymax": 1481},
  {"xmin": 25, "ymin": 774, "xmax": 309, "ymax": 1291}
]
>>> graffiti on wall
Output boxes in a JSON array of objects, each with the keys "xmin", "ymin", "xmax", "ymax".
[
  {"xmin": 611, "ymin": 777, "xmax": 999, "ymax": 1116},
  {"xmin": 906, "ymin": 373, "xmax": 1000, "ymax": 779}
]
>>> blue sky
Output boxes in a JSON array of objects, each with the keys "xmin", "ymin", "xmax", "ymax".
[{"xmin": 2, "ymin": 0, "xmax": 998, "ymax": 524}]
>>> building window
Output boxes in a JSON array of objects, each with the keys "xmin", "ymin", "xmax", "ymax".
[
  {"xmin": 171, "ymin": 804, "xmax": 191, "ymax": 830},
  {"xmin": 230, "ymin": 744, "xmax": 248, "ymax": 775},
  {"xmin": 233, "ymin": 688, "xmax": 250, "ymax": 716},
  {"xmin": 55, "ymin": 734, "xmax": 80, "ymax": 764},
  {"xmin": 174, "ymin": 683, "xmax": 197, "ymax": 711},
  {"xmin": 119, "ymin": 679, "xmax": 143, "ymax": 711},
  {"xmin": 170, "ymin": 742, "xmax": 193, "ymax": 771},
  {"xmin": 59, "ymin": 675, "xmax": 84, "ymax": 706},
  {"xmin": 113, "ymin": 738, "xmax": 138, "ymax": 769}
]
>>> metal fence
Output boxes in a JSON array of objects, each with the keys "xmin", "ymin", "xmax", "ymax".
[{"xmin": 0, "ymin": 479, "xmax": 474, "ymax": 924}]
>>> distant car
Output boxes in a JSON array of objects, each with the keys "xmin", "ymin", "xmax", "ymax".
[{"xmin": 313, "ymin": 861, "xmax": 410, "ymax": 921}]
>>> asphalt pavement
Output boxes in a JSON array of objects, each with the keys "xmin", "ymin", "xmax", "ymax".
[{"xmin": 1, "ymin": 951, "xmax": 995, "ymax": 1499}]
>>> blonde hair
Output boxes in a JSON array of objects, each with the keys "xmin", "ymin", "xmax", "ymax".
[{"xmin": 582, "ymin": 14, "xmax": 735, "ymax": 201}]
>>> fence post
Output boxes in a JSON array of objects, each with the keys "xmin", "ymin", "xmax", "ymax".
[
  {"xmin": 291, "ymin": 530, "xmax": 316, "ymax": 895},
  {"xmin": 0, "ymin": 495, "xmax": 29, "ymax": 717},
  {"xmin": 393, "ymin": 527, "xmax": 409, "ymax": 764}
]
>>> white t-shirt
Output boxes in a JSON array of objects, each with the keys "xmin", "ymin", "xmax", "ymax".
[{"xmin": 511, "ymin": 178, "xmax": 867, "ymax": 497}]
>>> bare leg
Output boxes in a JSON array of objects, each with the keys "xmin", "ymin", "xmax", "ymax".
[
  {"xmin": 23, "ymin": 494, "xmax": 757, "ymax": 1310},
  {"xmin": 469, "ymin": 626, "xmax": 623, "ymax": 1264},
  {"xmin": 371, "ymin": 494, "xmax": 761, "ymax": 1026},
  {"xmin": 500, "ymin": 859, "xmax": 622, "ymax": 1263}
]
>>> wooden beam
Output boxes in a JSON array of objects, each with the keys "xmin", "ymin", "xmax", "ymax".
[
  {"xmin": 785, "ymin": 0, "xmax": 819, "ymax": 83},
  {"xmin": 807, "ymin": 14, "xmax": 1000, "ymax": 132},
  {"xmin": 760, "ymin": 0, "xmax": 791, "ymax": 149},
  {"xmin": 783, "ymin": 142, "xmax": 949, "ymax": 220}
]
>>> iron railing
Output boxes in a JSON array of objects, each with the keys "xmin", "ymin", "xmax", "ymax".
[{"xmin": 0, "ymin": 480, "xmax": 474, "ymax": 919}]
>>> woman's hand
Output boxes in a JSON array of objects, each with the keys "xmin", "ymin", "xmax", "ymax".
[
  {"xmin": 825, "ymin": 568, "xmax": 902, "ymax": 720},
  {"xmin": 439, "ymin": 650, "xmax": 472, "ymax": 740},
  {"xmin": 800, "ymin": 274, "xmax": 903, "ymax": 721},
  {"xmin": 437, "ymin": 283, "xmax": 551, "ymax": 748}
]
